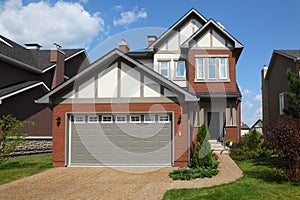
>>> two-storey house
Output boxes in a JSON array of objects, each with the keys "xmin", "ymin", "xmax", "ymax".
[{"xmin": 37, "ymin": 9, "xmax": 243, "ymax": 167}]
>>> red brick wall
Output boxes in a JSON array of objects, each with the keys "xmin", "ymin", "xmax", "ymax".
[
  {"xmin": 52, "ymin": 102, "xmax": 189, "ymax": 167},
  {"xmin": 187, "ymin": 49, "xmax": 238, "ymax": 93},
  {"xmin": 225, "ymin": 126, "xmax": 238, "ymax": 142}
]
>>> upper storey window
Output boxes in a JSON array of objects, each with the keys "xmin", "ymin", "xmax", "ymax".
[
  {"xmin": 195, "ymin": 57, "xmax": 229, "ymax": 82},
  {"xmin": 219, "ymin": 58, "xmax": 228, "ymax": 79},
  {"xmin": 175, "ymin": 61, "xmax": 186, "ymax": 77},
  {"xmin": 208, "ymin": 58, "xmax": 216, "ymax": 79},
  {"xmin": 159, "ymin": 61, "xmax": 169, "ymax": 77}
]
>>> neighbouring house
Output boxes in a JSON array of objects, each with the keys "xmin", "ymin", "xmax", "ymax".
[
  {"xmin": 262, "ymin": 50, "xmax": 300, "ymax": 125},
  {"xmin": 37, "ymin": 8, "xmax": 243, "ymax": 167},
  {"xmin": 0, "ymin": 35, "xmax": 89, "ymax": 154},
  {"xmin": 250, "ymin": 119, "xmax": 263, "ymax": 135},
  {"xmin": 241, "ymin": 122, "xmax": 250, "ymax": 136}
]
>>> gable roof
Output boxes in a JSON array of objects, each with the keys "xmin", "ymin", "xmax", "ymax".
[
  {"xmin": 0, "ymin": 81, "xmax": 49, "ymax": 104},
  {"xmin": 274, "ymin": 50, "xmax": 300, "ymax": 61},
  {"xmin": 146, "ymin": 8, "xmax": 207, "ymax": 51},
  {"xmin": 0, "ymin": 35, "xmax": 86, "ymax": 73},
  {"xmin": 251, "ymin": 119, "xmax": 263, "ymax": 129},
  {"xmin": 181, "ymin": 19, "xmax": 244, "ymax": 49},
  {"xmin": 241, "ymin": 122, "xmax": 250, "ymax": 129},
  {"xmin": 36, "ymin": 49, "xmax": 198, "ymax": 104}
]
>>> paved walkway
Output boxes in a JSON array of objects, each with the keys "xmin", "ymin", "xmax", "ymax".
[{"xmin": 0, "ymin": 154, "xmax": 242, "ymax": 200}]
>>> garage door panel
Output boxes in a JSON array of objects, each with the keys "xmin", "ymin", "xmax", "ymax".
[{"xmin": 70, "ymin": 113, "xmax": 172, "ymax": 166}]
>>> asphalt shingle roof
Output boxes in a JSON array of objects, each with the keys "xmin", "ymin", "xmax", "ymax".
[
  {"xmin": 0, "ymin": 81, "xmax": 42, "ymax": 98},
  {"xmin": 275, "ymin": 50, "xmax": 300, "ymax": 59},
  {"xmin": 0, "ymin": 35, "xmax": 84, "ymax": 72}
]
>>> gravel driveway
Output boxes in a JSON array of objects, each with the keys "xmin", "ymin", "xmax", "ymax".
[
  {"xmin": 0, "ymin": 154, "xmax": 242, "ymax": 200},
  {"xmin": 0, "ymin": 167, "xmax": 173, "ymax": 200}
]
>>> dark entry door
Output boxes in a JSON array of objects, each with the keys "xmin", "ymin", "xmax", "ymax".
[{"xmin": 207, "ymin": 112, "xmax": 220, "ymax": 140}]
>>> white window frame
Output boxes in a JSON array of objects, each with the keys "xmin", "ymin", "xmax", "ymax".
[
  {"xmin": 116, "ymin": 115, "xmax": 127, "ymax": 123},
  {"xmin": 196, "ymin": 58, "xmax": 205, "ymax": 79},
  {"xmin": 175, "ymin": 61, "xmax": 186, "ymax": 77},
  {"xmin": 279, "ymin": 92, "xmax": 285, "ymax": 115},
  {"xmin": 219, "ymin": 58, "xmax": 228, "ymax": 79},
  {"xmin": 102, "ymin": 115, "xmax": 113, "ymax": 123},
  {"xmin": 88, "ymin": 115, "xmax": 99, "ymax": 123},
  {"xmin": 208, "ymin": 58, "xmax": 216, "ymax": 79},
  {"xmin": 159, "ymin": 115, "xmax": 170, "ymax": 123},
  {"xmin": 144, "ymin": 115, "xmax": 155, "ymax": 123},
  {"xmin": 130, "ymin": 115, "xmax": 141, "ymax": 123},
  {"xmin": 74, "ymin": 115, "xmax": 85, "ymax": 124},
  {"xmin": 159, "ymin": 61, "xmax": 169, "ymax": 77}
]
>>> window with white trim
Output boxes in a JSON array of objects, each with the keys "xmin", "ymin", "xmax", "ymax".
[
  {"xmin": 208, "ymin": 58, "xmax": 216, "ymax": 79},
  {"xmin": 219, "ymin": 58, "xmax": 228, "ymax": 79},
  {"xmin": 130, "ymin": 115, "xmax": 141, "ymax": 123},
  {"xmin": 159, "ymin": 61, "xmax": 169, "ymax": 77},
  {"xmin": 175, "ymin": 61, "xmax": 186, "ymax": 77},
  {"xmin": 116, "ymin": 115, "xmax": 127, "ymax": 123},
  {"xmin": 279, "ymin": 92, "xmax": 285, "ymax": 115},
  {"xmin": 196, "ymin": 58, "xmax": 205, "ymax": 79},
  {"xmin": 144, "ymin": 115, "xmax": 155, "ymax": 123},
  {"xmin": 74, "ymin": 115, "xmax": 85, "ymax": 123},
  {"xmin": 102, "ymin": 115, "xmax": 112, "ymax": 123},
  {"xmin": 88, "ymin": 115, "xmax": 99, "ymax": 123},
  {"xmin": 159, "ymin": 115, "xmax": 170, "ymax": 123}
]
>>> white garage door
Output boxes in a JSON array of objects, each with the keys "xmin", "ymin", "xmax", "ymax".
[{"xmin": 68, "ymin": 113, "xmax": 172, "ymax": 166}]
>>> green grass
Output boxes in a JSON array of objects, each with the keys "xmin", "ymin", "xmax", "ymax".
[
  {"xmin": 0, "ymin": 154, "xmax": 52, "ymax": 185},
  {"xmin": 162, "ymin": 157, "xmax": 300, "ymax": 200}
]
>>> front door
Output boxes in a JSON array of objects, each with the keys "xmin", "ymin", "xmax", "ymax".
[{"xmin": 207, "ymin": 112, "xmax": 220, "ymax": 140}]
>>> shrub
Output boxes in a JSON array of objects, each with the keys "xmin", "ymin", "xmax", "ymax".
[
  {"xmin": 230, "ymin": 130, "xmax": 272, "ymax": 161},
  {"xmin": 191, "ymin": 124, "xmax": 213, "ymax": 168},
  {"xmin": 0, "ymin": 115, "xmax": 33, "ymax": 163},
  {"xmin": 169, "ymin": 167, "xmax": 219, "ymax": 180},
  {"xmin": 264, "ymin": 118, "xmax": 300, "ymax": 182}
]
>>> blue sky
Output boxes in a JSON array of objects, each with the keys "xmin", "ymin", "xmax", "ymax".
[{"xmin": 1, "ymin": 0, "xmax": 300, "ymax": 126}]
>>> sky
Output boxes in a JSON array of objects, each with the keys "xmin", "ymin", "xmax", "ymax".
[{"xmin": 1, "ymin": 0, "xmax": 299, "ymax": 126}]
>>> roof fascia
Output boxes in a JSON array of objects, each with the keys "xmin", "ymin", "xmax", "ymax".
[
  {"xmin": 0, "ymin": 82, "xmax": 49, "ymax": 104},
  {"xmin": 146, "ymin": 8, "xmax": 207, "ymax": 51}
]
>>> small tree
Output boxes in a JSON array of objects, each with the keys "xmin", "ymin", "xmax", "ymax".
[
  {"xmin": 191, "ymin": 124, "xmax": 213, "ymax": 168},
  {"xmin": 265, "ymin": 118, "xmax": 300, "ymax": 182},
  {"xmin": 284, "ymin": 68, "xmax": 300, "ymax": 118},
  {"xmin": 0, "ymin": 115, "xmax": 32, "ymax": 163}
]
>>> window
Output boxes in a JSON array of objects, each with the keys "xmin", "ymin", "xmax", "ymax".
[
  {"xmin": 159, "ymin": 61, "xmax": 169, "ymax": 77},
  {"xmin": 88, "ymin": 115, "xmax": 99, "ymax": 123},
  {"xmin": 159, "ymin": 115, "xmax": 170, "ymax": 123},
  {"xmin": 116, "ymin": 115, "xmax": 126, "ymax": 123},
  {"xmin": 279, "ymin": 92, "xmax": 285, "ymax": 115},
  {"xmin": 102, "ymin": 115, "xmax": 112, "ymax": 123},
  {"xmin": 144, "ymin": 115, "xmax": 155, "ymax": 123},
  {"xmin": 130, "ymin": 115, "xmax": 141, "ymax": 123},
  {"xmin": 219, "ymin": 58, "xmax": 228, "ymax": 79},
  {"xmin": 208, "ymin": 58, "xmax": 216, "ymax": 79},
  {"xmin": 175, "ymin": 61, "xmax": 186, "ymax": 77},
  {"xmin": 74, "ymin": 115, "xmax": 85, "ymax": 123},
  {"xmin": 196, "ymin": 58, "xmax": 205, "ymax": 79}
]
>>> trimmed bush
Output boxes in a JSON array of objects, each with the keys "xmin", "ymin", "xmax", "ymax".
[{"xmin": 191, "ymin": 124, "xmax": 213, "ymax": 168}]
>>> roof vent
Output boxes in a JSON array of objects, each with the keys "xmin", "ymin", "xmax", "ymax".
[{"xmin": 25, "ymin": 43, "xmax": 42, "ymax": 50}]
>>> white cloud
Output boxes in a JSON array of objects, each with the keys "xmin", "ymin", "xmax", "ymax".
[
  {"xmin": 254, "ymin": 94, "xmax": 262, "ymax": 101},
  {"xmin": 242, "ymin": 89, "xmax": 252, "ymax": 96},
  {"xmin": 245, "ymin": 101, "xmax": 253, "ymax": 108},
  {"xmin": 254, "ymin": 106, "xmax": 262, "ymax": 116},
  {"xmin": 0, "ymin": 0, "xmax": 104, "ymax": 49},
  {"xmin": 113, "ymin": 7, "xmax": 147, "ymax": 27},
  {"xmin": 79, "ymin": 0, "xmax": 88, "ymax": 3}
]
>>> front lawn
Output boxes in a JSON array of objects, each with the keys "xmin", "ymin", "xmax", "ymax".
[
  {"xmin": 0, "ymin": 154, "xmax": 52, "ymax": 185},
  {"xmin": 162, "ymin": 157, "xmax": 300, "ymax": 200}
]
